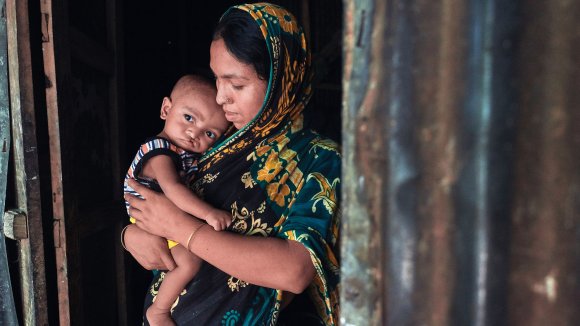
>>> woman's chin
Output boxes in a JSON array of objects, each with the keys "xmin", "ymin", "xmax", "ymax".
[
  {"xmin": 229, "ymin": 119, "xmax": 245, "ymax": 130},
  {"xmin": 233, "ymin": 123, "xmax": 245, "ymax": 129}
]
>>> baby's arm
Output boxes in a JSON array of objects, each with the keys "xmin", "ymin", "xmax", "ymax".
[{"xmin": 142, "ymin": 155, "xmax": 231, "ymax": 230}]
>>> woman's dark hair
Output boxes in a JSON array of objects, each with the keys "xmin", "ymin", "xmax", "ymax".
[{"xmin": 213, "ymin": 9, "xmax": 270, "ymax": 80}]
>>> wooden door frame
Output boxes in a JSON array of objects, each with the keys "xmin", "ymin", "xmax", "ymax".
[
  {"xmin": 5, "ymin": 0, "xmax": 50, "ymax": 324},
  {"xmin": 39, "ymin": 0, "xmax": 127, "ymax": 324}
]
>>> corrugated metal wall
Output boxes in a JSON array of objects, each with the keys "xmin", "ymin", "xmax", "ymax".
[{"xmin": 341, "ymin": 0, "xmax": 580, "ymax": 325}]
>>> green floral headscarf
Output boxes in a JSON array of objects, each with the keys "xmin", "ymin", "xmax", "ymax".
[{"xmin": 200, "ymin": 2, "xmax": 313, "ymax": 172}]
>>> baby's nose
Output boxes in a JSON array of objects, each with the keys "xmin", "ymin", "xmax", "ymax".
[{"xmin": 186, "ymin": 129, "xmax": 197, "ymax": 139}]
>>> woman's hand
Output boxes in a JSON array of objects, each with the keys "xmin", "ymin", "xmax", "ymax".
[
  {"xmin": 125, "ymin": 178, "xmax": 190, "ymax": 240},
  {"xmin": 123, "ymin": 224, "xmax": 176, "ymax": 271}
]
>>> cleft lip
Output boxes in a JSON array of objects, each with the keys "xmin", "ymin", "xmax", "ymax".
[{"xmin": 181, "ymin": 137, "xmax": 197, "ymax": 150}]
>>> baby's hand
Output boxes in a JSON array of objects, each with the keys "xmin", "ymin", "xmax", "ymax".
[{"xmin": 204, "ymin": 209, "xmax": 232, "ymax": 231}]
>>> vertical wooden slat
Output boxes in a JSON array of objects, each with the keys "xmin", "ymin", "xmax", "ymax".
[
  {"xmin": 6, "ymin": 0, "xmax": 49, "ymax": 324},
  {"xmin": 0, "ymin": 0, "xmax": 19, "ymax": 322},
  {"xmin": 39, "ymin": 0, "xmax": 71, "ymax": 324}
]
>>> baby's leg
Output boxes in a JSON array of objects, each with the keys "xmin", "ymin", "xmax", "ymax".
[{"xmin": 146, "ymin": 244, "xmax": 202, "ymax": 326}]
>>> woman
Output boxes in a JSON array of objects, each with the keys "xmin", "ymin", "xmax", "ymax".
[{"xmin": 124, "ymin": 3, "xmax": 340, "ymax": 325}]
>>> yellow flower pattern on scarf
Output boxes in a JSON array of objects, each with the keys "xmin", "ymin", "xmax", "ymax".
[
  {"xmin": 266, "ymin": 182, "xmax": 291, "ymax": 206},
  {"xmin": 261, "ymin": 5, "xmax": 299, "ymax": 34},
  {"xmin": 257, "ymin": 151, "xmax": 283, "ymax": 182},
  {"xmin": 307, "ymin": 172, "xmax": 340, "ymax": 215}
]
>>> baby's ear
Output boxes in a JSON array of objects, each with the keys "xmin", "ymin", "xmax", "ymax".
[{"xmin": 160, "ymin": 97, "xmax": 172, "ymax": 119}]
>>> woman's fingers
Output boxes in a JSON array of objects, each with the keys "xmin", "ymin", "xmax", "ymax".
[
  {"xmin": 125, "ymin": 179, "xmax": 156, "ymax": 222},
  {"xmin": 125, "ymin": 194, "xmax": 142, "ymax": 221},
  {"xmin": 127, "ymin": 178, "xmax": 153, "ymax": 199}
]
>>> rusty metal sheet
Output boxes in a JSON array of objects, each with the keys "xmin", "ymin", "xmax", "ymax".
[
  {"xmin": 341, "ymin": 0, "xmax": 384, "ymax": 324},
  {"xmin": 508, "ymin": 1, "xmax": 580, "ymax": 325},
  {"xmin": 342, "ymin": 0, "xmax": 579, "ymax": 325}
]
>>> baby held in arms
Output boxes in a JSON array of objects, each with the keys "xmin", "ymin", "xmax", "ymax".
[{"xmin": 123, "ymin": 74, "xmax": 231, "ymax": 326}]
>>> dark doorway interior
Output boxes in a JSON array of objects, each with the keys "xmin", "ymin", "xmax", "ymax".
[{"xmin": 122, "ymin": 1, "xmax": 342, "ymax": 325}]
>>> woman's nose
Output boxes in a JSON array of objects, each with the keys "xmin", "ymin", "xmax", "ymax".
[{"xmin": 215, "ymin": 81, "xmax": 228, "ymax": 105}]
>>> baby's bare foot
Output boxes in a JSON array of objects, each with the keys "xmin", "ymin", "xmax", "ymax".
[{"xmin": 146, "ymin": 305, "xmax": 175, "ymax": 326}]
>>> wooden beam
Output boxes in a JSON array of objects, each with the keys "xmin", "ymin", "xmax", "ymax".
[
  {"xmin": 6, "ymin": 0, "xmax": 51, "ymax": 324},
  {"xmin": 0, "ymin": 0, "xmax": 20, "ymax": 323},
  {"xmin": 39, "ymin": 0, "xmax": 72, "ymax": 324}
]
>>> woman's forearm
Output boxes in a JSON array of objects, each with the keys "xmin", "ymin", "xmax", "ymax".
[
  {"xmin": 172, "ymin": 220, "xmax": 315, "ymax": 293},
  {"xmin": 125, "ymin": 178, "xmax": 314, "ymax": 292}
]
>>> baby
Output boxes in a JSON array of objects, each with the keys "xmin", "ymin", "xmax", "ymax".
[{"xmin": 123, "ymin": 74, "xmax": 231, "ymax": 326}]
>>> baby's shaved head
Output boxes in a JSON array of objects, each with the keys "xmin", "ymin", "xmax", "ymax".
[{"xmin": 171, "ymin": 74, "xmax": 216, "ymax": 100}]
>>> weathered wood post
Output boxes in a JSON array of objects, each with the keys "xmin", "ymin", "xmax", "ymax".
[
  {"xmin": 5, "ymin": 0, "xmax": 50, "ymax": 324},
  {"xmin": 0, "ymin": 0, "xmax": 19, "ymax": 324}
]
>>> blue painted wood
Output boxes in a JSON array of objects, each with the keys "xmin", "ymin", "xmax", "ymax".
[{"xmin": 0, "ymin": 0, "xmax": 19, "ymax": 324}]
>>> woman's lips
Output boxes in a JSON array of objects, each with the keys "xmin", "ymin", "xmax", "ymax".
[{"xmin": 224, "ymin": 111, "xmax": 237, "ymax": 120}]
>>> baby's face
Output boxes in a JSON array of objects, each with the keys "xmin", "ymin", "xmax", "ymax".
[{"xmin": 160, "ymin": 90, "xmax": 229, "ymax": 153}]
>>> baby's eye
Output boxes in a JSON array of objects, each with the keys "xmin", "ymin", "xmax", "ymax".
[
  {"xmin": 184, "ymin": 114, "xmax": 193, "ymax": 122},
  {"xmin": 205, "ymin": 131, "xmax": 216, "ymax": 139}
]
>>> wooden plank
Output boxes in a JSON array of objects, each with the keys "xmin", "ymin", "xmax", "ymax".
[
  {"xmin": 0, "ymin": 0, "xmax": 19, "ymax": 323},
  {"xmin": 6, "ymin": 0, "xmax": 51, "ymax": 324},
  {"xmin": 39, "ymin": 0, "xmax": 71, "ymax": 324}
]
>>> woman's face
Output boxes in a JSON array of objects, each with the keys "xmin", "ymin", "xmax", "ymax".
[{"xmin": 210, "ymin": 38, "xmax": 268, "ymax": 130}]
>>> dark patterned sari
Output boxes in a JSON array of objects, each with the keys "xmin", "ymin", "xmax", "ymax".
[{"xmin": 142, "ymin": 3, "xmax": 340, "ymax": 325}]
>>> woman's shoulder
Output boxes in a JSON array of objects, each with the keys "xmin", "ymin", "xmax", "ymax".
[
  {"xmin": 285, "ymin": 129, "xmax": 341, "ymax": 175},
  {"xmin": 298, "ymin": 129, "xmax": 341, "ymax": 158}
]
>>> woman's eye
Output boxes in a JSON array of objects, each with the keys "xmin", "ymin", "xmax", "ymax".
[
  {"xmin": 205, "ymin": 131, "xmax": 216, "ymax": 139},
  {"xmin": 184, "ymin": 114, "xmax": 193, "ymax": 122},
  {"xmin": 232, "ymin": 85, "xmax": 243, "ymax": 90}
]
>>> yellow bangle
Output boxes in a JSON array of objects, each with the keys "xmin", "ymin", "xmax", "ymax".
[
  {"xmin": 186, "ymin": 224, "xmax": 205, "ymax": 251},
  {"xmin": 120, "ymin": 225, "xmax": 130, "ymax": 251}
]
